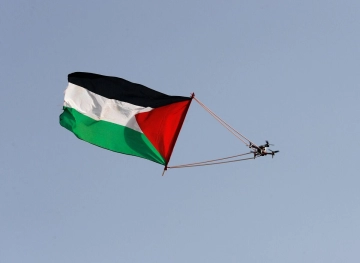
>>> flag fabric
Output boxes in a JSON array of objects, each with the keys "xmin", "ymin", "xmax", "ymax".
[{"xmin": 60, "ymin": 72, "xmax": 192, "ymax": 165}]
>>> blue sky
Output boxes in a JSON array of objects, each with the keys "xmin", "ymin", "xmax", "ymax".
[{"xmin": 1, "ymin": 1, "xmax": 360, "ymax": 262}]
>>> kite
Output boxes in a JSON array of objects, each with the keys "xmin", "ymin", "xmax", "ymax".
[{"xmin": 60, "ymin": 72, "xmax": 279, "ymax": 174}]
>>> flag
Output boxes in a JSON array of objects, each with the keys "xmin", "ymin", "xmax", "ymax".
[{"xmin": 60, "ymin": 72, "xmax": 192, "ymax": 165}]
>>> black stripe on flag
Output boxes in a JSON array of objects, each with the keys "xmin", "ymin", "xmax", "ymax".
[{"xmin": 68, "ymin": 72, "xmax": 190, "ymax": 108}]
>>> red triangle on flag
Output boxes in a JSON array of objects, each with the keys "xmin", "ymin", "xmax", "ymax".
[{"xmin": 135, "ymin": 100, "xmax": 192, "ymax": 164}]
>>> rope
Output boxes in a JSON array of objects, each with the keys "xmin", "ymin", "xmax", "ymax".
[
  {"xmin": 168, "ymin": 152, "xmax": 252, "ymax": 168},
  {"xmin": 193, "ymin": 97, "xmax": 259, "ymax": 149},
  {"xmin": 168, "ymin": 156, "xmax": 254, "ymax": 169},
  {"xmin": 194, "ymin": 97, "xmax": 248, "ymax": 145}
]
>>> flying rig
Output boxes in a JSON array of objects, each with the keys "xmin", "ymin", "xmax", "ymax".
[{"xmin": 60, "ymin": 72, "xmax": 280, "ymax": 175}]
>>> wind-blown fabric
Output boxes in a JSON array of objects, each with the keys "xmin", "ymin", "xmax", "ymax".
[{"xmin": 60, "ymin": 72, "xmax": 192, "ymax": 165}]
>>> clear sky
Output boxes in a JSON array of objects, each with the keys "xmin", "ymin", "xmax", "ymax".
[{"xmin": 1, "ymin": 1, "xmax": 360, "ymax": 262}]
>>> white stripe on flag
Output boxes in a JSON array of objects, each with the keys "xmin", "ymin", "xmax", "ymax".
[{"xmin": 63, "ymin": 83, "xmax": 152, "ymax": 133}]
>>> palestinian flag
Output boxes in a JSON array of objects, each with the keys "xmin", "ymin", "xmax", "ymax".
[{"xmin": 60, "ymin": 72, "xmax": 192, "ymax": 165}]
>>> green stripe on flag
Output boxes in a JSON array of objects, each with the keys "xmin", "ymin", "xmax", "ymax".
[{"xmin": 60, "ymin": 107, "xmax": 165, "ymax": 165}]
